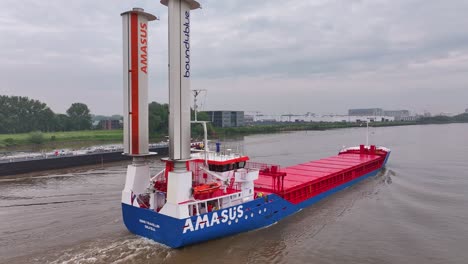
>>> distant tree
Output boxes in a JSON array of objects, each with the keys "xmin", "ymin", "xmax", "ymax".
[
  {"xmin": 196, "ymin": 111, "xmax": 210, "ymax": 121},
  {"xmin": 54, "ymin": 114, "xmax": 71, "ymax": 131},
  {"xmin": 0, "ymin": 112, "xmax": 7, "ymax": 133},
  {"xmin": 453, "ymin": 113, "xmax": 468, "ymax": 122},
  {"xmin": 148, "ymin": 102, "xmax": 169, "ymax": 135},
  {"xmin": 66, "ymin": 103, "xmax": 92, "ymax": 130},
  {"xmin": 91, "ymin": 115, "xmax": 108, "ymax": 122},
  {"xmin": 0, "ymin": 95, "xmax": 56, "ymax": 133},
  {"xmin": 147, "ymin": 103, "xmax": 212, "ymax": 137},
  {"xmin": 419, "ymin": 115, "xmax": 452, "ymax": 124},
  {"xmin": 92, "ymin": 114, "xmax": 123, "ymax": 122},
  {"xmin": 190, "ymin": 109, "xmax": 214, "ymax": 137},
  {"xmin": 36, "ymin": 108, "xmax": 55, "ymax": 132},
  {"xmin": 110, "ymin": 114, "xmax": 123, "ymax": 120}
]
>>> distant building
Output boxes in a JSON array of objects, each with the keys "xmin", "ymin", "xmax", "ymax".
[
  {"xmin": 383, "ymin": 110, "xmax": 410, "ymax": 121},
  {"xmin": 465, "ymin": 108, "xmax": 468, "ymax": 113},
  {"xmin": 400, "ymin": 116, "xmax": 418, "ymax": 121},
  {"xmin": 383, "ymin": 110, "xmax": 409, "ymax": 117},
  {"xmin": 251, "ymin": 113, "xmax": 395, "ymax": 123},
  {"xmin": 204, "ymin": 111, "xmax": 244, "ymax": 127},
  {"xmin": 244, "ymin": 115, "xmax": 254, "ymax": 125},
  {"xmin": 97, "ymin": 119, "xmax": 122, "ymax": 130},
  {"xmin": 348, "ymin": 108, "xmax": 383, "ymax": 116},
  {"xmin": 439, "ymin": 112, "xmax": 455, "ymax": 117}
]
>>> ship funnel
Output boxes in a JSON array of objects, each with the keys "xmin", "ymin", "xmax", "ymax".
[
  {"xmin": 161, "ymin": 0, "xmax": 200, "ymax": 161},
  {"xmin": 121, "ymin": 8, "xmax": 157, "ymax": 155}
]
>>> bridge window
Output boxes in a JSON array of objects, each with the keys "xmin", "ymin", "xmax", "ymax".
[{"xmin": 208, "ymin": 163, "xmax": 241, "ymax": 172}]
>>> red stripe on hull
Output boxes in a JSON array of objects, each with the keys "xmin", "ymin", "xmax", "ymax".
[{"xmin": 130, "ymin": 14, "xmax": 139, "ymax": 154}]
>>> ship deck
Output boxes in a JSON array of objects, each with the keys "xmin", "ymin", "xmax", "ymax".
[{"xmin": 254, "ymin": 152, "xmax": 385, "ymax": 204}]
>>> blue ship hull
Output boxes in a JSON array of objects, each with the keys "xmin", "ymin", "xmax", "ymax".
[{"xmin": 122, "ymin": 153, "xmax": 390, "ymax": 248}]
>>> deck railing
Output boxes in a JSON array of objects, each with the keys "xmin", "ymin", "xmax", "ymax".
[{"xmin": 246, "ymin": 161, "xmax": 287, "ymax": 194}]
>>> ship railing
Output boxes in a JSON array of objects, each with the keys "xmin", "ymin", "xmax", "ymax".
[
  {"xmin": 246, "ymin": 161, "xmax": 286, "ymax": 194},
  {"xmin": 191, "ymin": 151, "xmax": 243, "ymax": 163},
  {"xmin": 179, "ymin": 190, "xmax": 242, "ymax": 216},
  {"xmin": 150, "ymin": 169, "xmax": 168, "ymax": 193},
  {"xmin": 151, "ymin": 169, "xmax": 166, "ymax": 183},
  {"xmin": 205, "ymin": 141, "xmax": 245, "ymax": 157},
  {"xmin": 188, "ymin": 160, "xmax": 206, "ymax": 184}
]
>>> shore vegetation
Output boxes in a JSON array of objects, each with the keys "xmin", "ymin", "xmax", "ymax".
[{"xmin": 1, "ymin": 94, "xmax": 467, "ymax": 149}]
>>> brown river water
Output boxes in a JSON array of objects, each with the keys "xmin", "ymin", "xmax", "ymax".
[{"xmin": 1, "ymin": 124, "xmax": 467, "ymax": 264}]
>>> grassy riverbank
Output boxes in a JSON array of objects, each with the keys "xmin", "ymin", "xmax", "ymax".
[
  {"xmin": 0, "ymin": 121, "xmax": 413, "ymax": 148},
  {"xmin": 209, "ymin": 113, "xmax": 468, "ymax": 136},
  {"xmin": 0, "ymin": 130, "xmax": 124, "ymax": 148},
  {"xmin": 211, "ymin": 121, "xmax": 418, "ymax": 136},
  {"xmin": 1, "ymin": 115, "xmax": 466, "ymax": 149}
]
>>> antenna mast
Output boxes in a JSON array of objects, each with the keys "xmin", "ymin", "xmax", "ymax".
[
  {"xmin": 366, "ymin": 120, "xmax": 369, "ymax": 146},
  {"xmin": 192, "ymin": 89, "xmax": 206, "ymax": 121}
]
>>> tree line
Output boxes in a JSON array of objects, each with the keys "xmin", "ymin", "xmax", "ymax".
[
  {"xmin": 417, "ymin": 114, "xmax": 468, "ymax": 124},
  {"xmin": 0, "ymin": 95, "xmax": 92, "ymax": 133},
  {"xmin": 0, "ymin": 95, "xmax": 211, "ymax": 136},
  {"xmin": 149, "ymin": 101, "xmax": 212, "ymax": 137}
]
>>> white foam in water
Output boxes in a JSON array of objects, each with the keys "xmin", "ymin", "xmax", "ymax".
[{"xmin": 46, "ymin": 237, "xmax": 170, "ymax": 264}]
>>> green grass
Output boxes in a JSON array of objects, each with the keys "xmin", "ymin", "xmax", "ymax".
[
  {"xmin": 0, "ymin": 130, "xmax": 124, "ymax": 148},
  {"xmin": 0, "ymin": 119, "xmax": 459, "ymax": 149},
  {"xmin": 0, "ymin": 129, "xmax": 169, "ymax": 149}
]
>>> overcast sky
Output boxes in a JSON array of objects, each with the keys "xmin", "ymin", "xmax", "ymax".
[{"xmin": 1, "ymin": 0, "xmax": 467, "ymax": 116}]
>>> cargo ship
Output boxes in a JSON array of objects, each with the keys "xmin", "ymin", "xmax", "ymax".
[
  {"xmin": 119, "ymin": 1, "xmax": 390, "ymax": 248},
  {"xmin": 123, "ymin": 144, "xmax": 390, "ymax": 248}
]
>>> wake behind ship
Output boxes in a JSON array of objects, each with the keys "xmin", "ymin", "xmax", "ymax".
[{"xmin": 119, "ymin": 1, "xmax": 390, "ymax": 248}]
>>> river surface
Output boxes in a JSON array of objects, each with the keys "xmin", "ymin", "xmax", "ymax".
[{"xmin": 1, "ymin": 124, "xmax": 467, "ymax": 264}]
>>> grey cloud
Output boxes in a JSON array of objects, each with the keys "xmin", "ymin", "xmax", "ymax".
[
  {"xmin": 191, "ymin": 0, "xmax": 468, "ymax": 79},
  {"xmin": 0, "ymin": 0, "xmax": 467, "ymax": 115}
]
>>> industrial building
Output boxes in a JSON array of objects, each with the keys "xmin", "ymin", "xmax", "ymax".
[
  {"xmin": 204, "ymin": 111, "xmax": 244, "ymax": 127},
  {"xmin": 248, "ymin": 113, "xmax": 395, "ymax": 123},
  {"xmin": 348, "ymin": 108, "xmax": 384, "ymax": 116},
  {"xmin": 383, "ymin": 110, "xmax": 410, "ymax": 121},
  {"xmin": 348, "ymin": 108, "xmax": 412, "ymax": 121},
  {"xmin": 383, "ymin": 110, "xmax": 409, "ymax": 117}
]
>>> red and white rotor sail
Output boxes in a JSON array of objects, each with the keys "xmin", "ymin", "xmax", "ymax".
[{"xmin": 121, "ymin": 8, "xmax": 157, "ymax": 156}]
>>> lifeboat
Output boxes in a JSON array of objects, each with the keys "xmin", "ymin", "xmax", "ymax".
[{"xmin": 193, "ymin": 182, "xmax": 221, "ymax": 195}]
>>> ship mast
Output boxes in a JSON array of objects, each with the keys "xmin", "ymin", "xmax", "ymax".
[
  {"xmin": 366, "ymin": 120, "xmax": 369, "ymax": 146},
  {"xmin": 191, "ymin": 89, "xmax": 208, "ymax": 165},
  {"xmin": 192, "ymin": 89, "xmax": 206, "ymax": 121}
]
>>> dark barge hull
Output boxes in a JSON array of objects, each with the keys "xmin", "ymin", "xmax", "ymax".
[{"xmin": 0, "ymin": 146, "xmax": 168, "ymax": 176}]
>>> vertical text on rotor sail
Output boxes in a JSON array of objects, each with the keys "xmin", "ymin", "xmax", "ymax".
[
  {"xmin": 183, "ymin": 11, "xmax": 190, "ymax": 78},
  {"xmin": 140, "ymin": 22, "xmax": 148, "ymax": 74}
]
